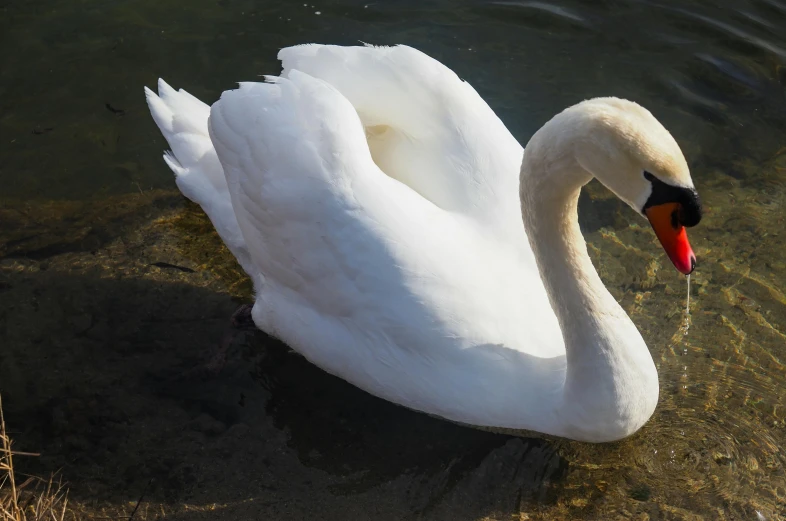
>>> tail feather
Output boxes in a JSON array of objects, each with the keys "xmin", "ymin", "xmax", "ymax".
[
  {"xmin": 147, "ymin": 79, "xmax": 210, "ymax": 136},
  {"xmin": 145, "ymin": 79, "xmax": 257, "ymax": 285},
  {"xmin": 145, "ymin": 79, "xmax": 226, "ymax": 193}
]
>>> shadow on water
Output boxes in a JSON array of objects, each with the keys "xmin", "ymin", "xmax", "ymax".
[
  {"xmin": 248, "ymin": 331, "xmax": 566, "ymax": 495},
  {"xmin": 0, "ymin": 262, "xmax": 568, "ymax": 520},
  {"xmin": 0, "ymin": 194, "xmax": 569, "ymax": 519}
]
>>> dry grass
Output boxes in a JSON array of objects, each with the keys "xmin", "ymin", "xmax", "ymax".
[{"xmin": 0, "ymin": 395, "xmax": 70, "ymax": 521}]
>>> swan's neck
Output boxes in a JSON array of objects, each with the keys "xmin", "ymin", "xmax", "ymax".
[{"xmin": 519, "ymin": 121, "xmax": 659, "ymax": 441}]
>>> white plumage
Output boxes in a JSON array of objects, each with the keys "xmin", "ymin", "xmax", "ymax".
[{"xmin": 146, "ymin": 44, "xmax": 696, "ymax": 442}]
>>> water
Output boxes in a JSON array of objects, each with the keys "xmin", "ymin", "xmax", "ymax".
[
  {"xmin": 682, "ymin": 274, "xmax": 691, "ymax": 336},
  {"xmin": 1, "ymin": 0, "xmax": 786, "ymax": 519}
]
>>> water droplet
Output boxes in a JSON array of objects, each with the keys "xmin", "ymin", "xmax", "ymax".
[{"xmin": 679, "ymin": 274, "xmax": 692, "ymax": 336}]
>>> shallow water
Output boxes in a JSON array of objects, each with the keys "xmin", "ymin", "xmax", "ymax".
[{"xmin": 1, "ymin": 0, "xmax": 786, "ymax": 519}]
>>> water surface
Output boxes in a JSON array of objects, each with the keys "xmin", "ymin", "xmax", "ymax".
[{"xmin": 1, "ymin": 0, "xmax": 785, "ymax": 519}]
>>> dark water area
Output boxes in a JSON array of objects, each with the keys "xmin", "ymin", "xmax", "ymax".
[{"xmin": 1, "ymin": 0, "xmax": 786, "ymax": 519}]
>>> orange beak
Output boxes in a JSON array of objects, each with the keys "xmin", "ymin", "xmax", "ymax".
[{"xmin": 645, "ymin": 202, "xmax": 696, "ymax": 275}]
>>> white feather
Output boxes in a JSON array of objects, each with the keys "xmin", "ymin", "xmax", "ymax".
[{"xmin": 144, "ymin": 44, "xmax": 692, "ymax": 442}]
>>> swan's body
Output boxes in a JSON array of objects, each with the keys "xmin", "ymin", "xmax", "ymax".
[{"xmin": 145, "ymin": 44, "xmax": 701, "ymax": 442}]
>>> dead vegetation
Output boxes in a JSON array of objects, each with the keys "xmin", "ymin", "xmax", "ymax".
[{"xmin": 0, "ymin": 395, "xmax": 70, "ymax": 521}]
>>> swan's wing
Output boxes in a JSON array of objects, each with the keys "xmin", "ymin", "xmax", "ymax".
[
  {"xmin": 144, "ymin": 80, "xmax": 256, "ymax": 279},
  {"xmin": 207, "ymin": 71, "xmax": 570, "ymax": 425},
  {"xmin": 208, "ymin": 71, "xmax": 451, "ymax": 323},
  {"xmin": 278, "ymin": 44, "xmax": 524, "ymax": 231},
  {"xmin": 208, "ymin": 72, "xmax": 564, "ymax": 419}
]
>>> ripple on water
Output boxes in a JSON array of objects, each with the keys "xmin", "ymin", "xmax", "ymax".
[{"xmin": 491, "ymin": 1, "xmax": 587, "ymax": 23}]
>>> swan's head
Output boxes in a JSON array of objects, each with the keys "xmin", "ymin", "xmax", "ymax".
[{"xmin": 571, "ymin": 98, "xmax": 702, "ymax": 274}]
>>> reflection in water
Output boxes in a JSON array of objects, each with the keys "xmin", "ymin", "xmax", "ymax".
[{"xmin": 1, "ymin": 0, "xmax": 786, "ymax": 519}]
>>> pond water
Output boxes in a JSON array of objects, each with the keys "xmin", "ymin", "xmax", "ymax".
[{"xmin": 1, "ymin": 0, "xmax": 786, "ymax": 519}]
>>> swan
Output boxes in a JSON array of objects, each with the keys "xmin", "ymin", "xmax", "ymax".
[{"xmin": 144, "ymin": 44, "xmax": 702, "ymax": 443}]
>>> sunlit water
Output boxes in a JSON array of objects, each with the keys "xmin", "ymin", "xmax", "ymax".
[{"xmin": 1, "ymin": 0, "xmax": 786, "ymax": 519}]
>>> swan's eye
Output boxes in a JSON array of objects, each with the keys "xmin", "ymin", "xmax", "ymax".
[{"xmin": 642, "ymin": 171, "xmax": 702, "ymax": 227}]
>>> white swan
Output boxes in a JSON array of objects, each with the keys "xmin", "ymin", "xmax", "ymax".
[{"xmin": 144, "ymin": 44, "xmax": 702, "ymax": 442}]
